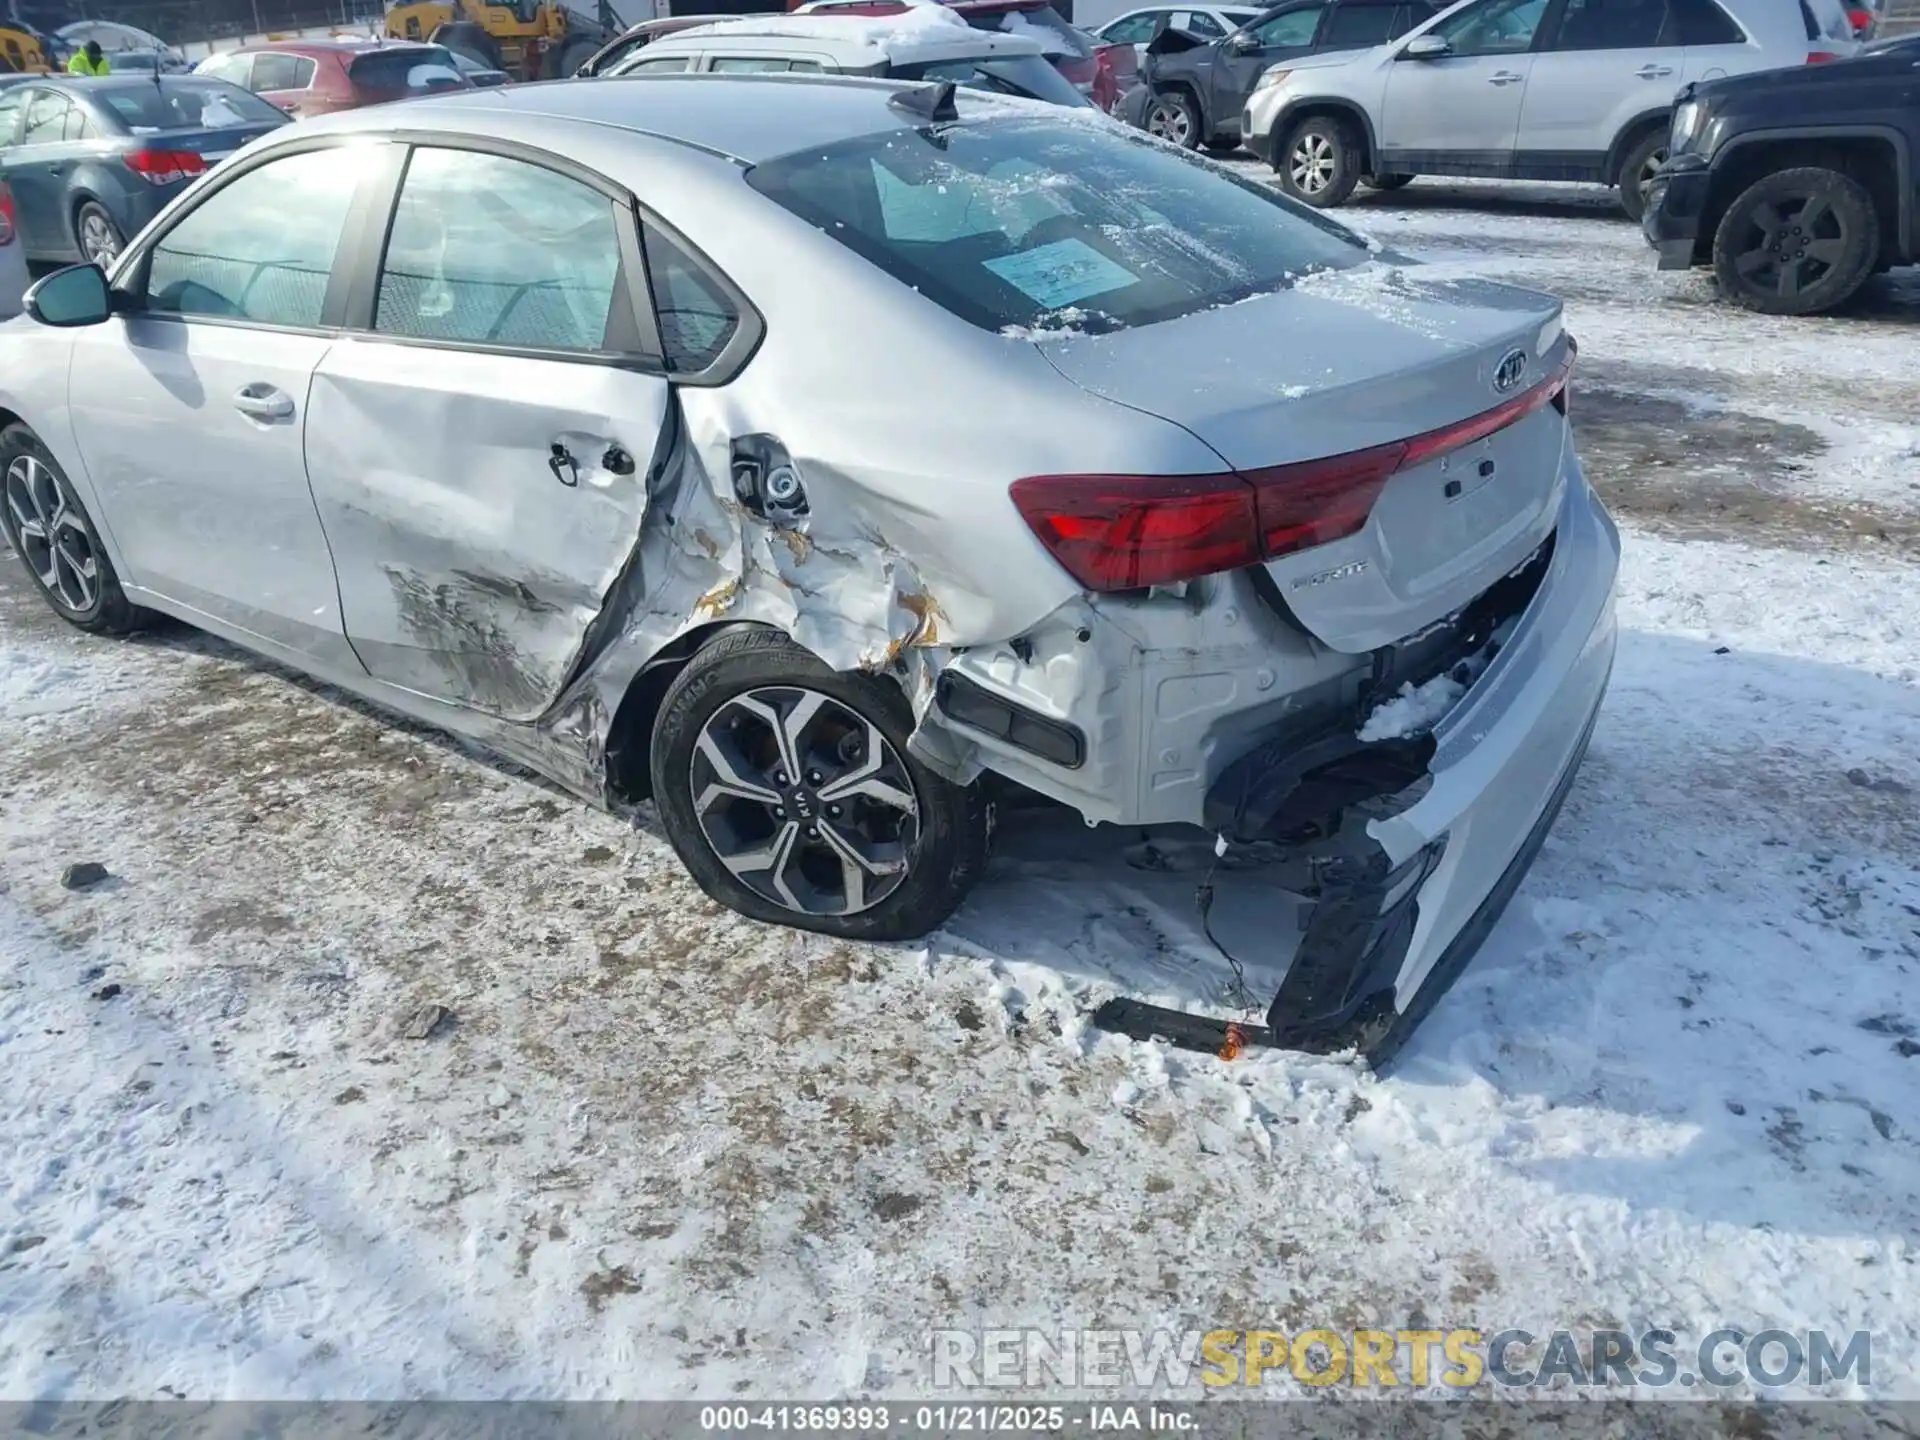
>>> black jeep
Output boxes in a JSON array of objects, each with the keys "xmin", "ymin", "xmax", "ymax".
[{"xmin": 1643, "ymin": 38, "xmax": 1919, "ymax": 314}]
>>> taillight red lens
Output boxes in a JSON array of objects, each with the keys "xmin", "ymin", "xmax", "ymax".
[
  {"xmin": 0, "ymin": 185, "xmax": 15, "ymax": 247},
  {"xmin": 125, "ymin": 149, "xmax": 209, "ymax": 185},
  {"xmin": 1806, "ymin": 48, "xmax": 1841, "ymax": 60},
  {"xmin": 1013, "ymin": 343, "xmax": 1576, "ymax": 592}
]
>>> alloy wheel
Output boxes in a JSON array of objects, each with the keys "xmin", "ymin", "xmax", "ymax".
[
  {"xmin": 1731, "ymin": 193, "xmax": 1851, "ymax": 302},
  {"xmin": 1289, "ymin": 133, "xmax": 1337, "ymax": 195},
  {"xmin": 689, "ymin": 685, "xmax": 920, "ymax": 918},
  {"xmin": 1145, "ymin": 97, "xmax": 1193, "ymax": 147},
  {"xmin": 79, "ymin": 210, "xmax": 120, "ymax": 266},
  {"xmin": 4, "ymin": 455, "xmax": 100, "ymax": 613},
  {"xmin": 1636, "ymin": 144, "xmax": 1668, "ymax": 201}
]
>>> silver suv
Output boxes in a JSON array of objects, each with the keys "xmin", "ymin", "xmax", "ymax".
[{"xmin": 1241, "ymin": 0, "xmax": 1859, "ymax": 217}]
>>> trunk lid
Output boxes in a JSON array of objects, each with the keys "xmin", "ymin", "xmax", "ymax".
[{"xmin": 1035, "ymin": 267, "xmax": 1570, "ymax": 654}]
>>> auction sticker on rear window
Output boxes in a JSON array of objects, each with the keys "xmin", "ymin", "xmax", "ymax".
[{"xmin": 983, "ymin": 239, "xmax": 1138, "ymax": 310}]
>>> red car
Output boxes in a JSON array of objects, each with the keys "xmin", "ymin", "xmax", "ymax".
[
  {"xmin": 793, "ymin": 0, "xmax": 1136, "ymax": 111},
  {"xmin": 192, "ymin": 39, "xmax": 473, "ymax": 119}
]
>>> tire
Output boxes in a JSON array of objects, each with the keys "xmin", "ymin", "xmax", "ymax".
[
  {"xmin": 649, "ymin": 628, "xmax": 991, "ymax": 941},
  {"xmin": 1142, "ymin": 89, "xmax": 1202, "ymax": 150},
  {"xmin": 429, "ymin": 20, "xmax": 501, "ymax": 69},
  {"xmin": 1275, "ymin": 114, "xmax": 1362, "ymax": 207},
  {"xmin": 1613, "ymin": 127, "xmax": 1667, "ymax": 222},
  {"xmin": 1362, "ymin": 172, "xmax": 1414, "ymax": 191},
  {"xmin": 1201, "ymin": 136, "xmax": 1241, "ymax": 155},
  {"xmin": 0, "ymin": 424, "xmax": 146, "ymax": 635},
  {"xmin": 1710, "ymin": 166, "xmax": 1879, "ymax": 316},
  {"xmin": 72, "ymin": 201, "xmax": 124, "ymax": 269},
  {"xmin": 555, "ymin": 36, "xmax": 600, "ymax": 78}
]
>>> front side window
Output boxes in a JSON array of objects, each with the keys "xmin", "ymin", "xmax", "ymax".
[
  {"xmin": 96, "ymin": 79, "xmax": 288, "ymax": 129},
  {"xmin": 1433, "ymin": 0, "xmax": 1548, "ymax": 53},
  {"xmin": 1183, "ymin": 12, "xmax": 1229, "ymax": 36},
  {"xmin": 145, "ymin": 147, "xmax": 366, "ymax": 325},
  {"xmin": 1665, "ymin": 0, "xmax": 1743, "ymax": 41},
  {"xmin": 1322, "ymin": 1, "xmax": 1403, "ymax": 43},
  {"xmin": 709, "ymin": 55, "xmax": 800, "ymax": 71},
  {"xmin": 374, "ymin": 147, "xmax": 624, "ymax": 353},
  {"xmin": 747, "ymin": 116, "xmax": 1367, "ymax": 334},
  {"xmin": 1250, "ymin": 5, "xmax": 1326, "ymax": 45},
  {"xmin": 197, "ymin": 53, "xmax": 252, "ymax": 85},
  {"xmin": 1550, "ymin": 0, "xmax": 1668, "ymax": 48}
]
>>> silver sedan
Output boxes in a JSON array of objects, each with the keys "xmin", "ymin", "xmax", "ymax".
[{"xmin": 0, "ymin": 73, "xmax": 1617, "ymax": 1064}]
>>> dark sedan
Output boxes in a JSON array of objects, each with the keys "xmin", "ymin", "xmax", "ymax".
[
  {"xmin": 0, "ymin": 75, "xmax": 286, "ymax": 267},
  {"xmin": 1129, "ymin": 0, "xmax": 1434, "ymax": 150}
]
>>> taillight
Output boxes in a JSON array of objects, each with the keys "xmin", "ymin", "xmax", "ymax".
[
  {"xmin": 1012, "ymin": 344, "xmax": 1576, "ymax": 592},
  {"xmin": 1806, "ymin": 48, "xmax": 1842, "ymax": 60},
  {"xmin": 1057, "ymin": 52, "xmax": 1097, "ymax": 90},
  {"xmin": 124, "ymin": 148, "xmax": 209, "ymax": 185},
  {"xmin": 0, "ymin": 184, "xmax": 15, "ymax": 248}
]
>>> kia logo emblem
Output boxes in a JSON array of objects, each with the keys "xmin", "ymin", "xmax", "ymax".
[{"xmin": 1493, "ymin": 348, "xmax": 1528, "ymax": 394}]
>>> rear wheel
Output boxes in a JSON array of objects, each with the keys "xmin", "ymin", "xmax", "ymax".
[
  {"xmin": 1275, "ymin": 115, "xmax": 1362, "ymax": 207},
  {"xmin": 1143, "ymin": 89, "xmax": 1201, "ymax": 149},
  {"xmin": 73, "ymin": 201, "xmax": 123, "ymax": 268},
  {"xmin": 555, "ymin": 35, "xmax": 600, "ymax": 77},
  {"xmin": 1614, "ymin": 127, "xmax": 1667, "ymax": 222},
  {"xmin": 0, "ymin": 424, "xmax": 146, "ymax": 635},
  {"xmin": 1201, "ymin": 136, "xmax": 1242, "ymax": 155},
  {"xmin": 650, "ymin": 629, "xmax": 991, "ymax": 940},
  {"xmin": 1362, "ymin": 173, "xmax": 1414, "ymax": 191},
  {"xmin": 1710, "ymin": 166, "xmax": 1878, "ymax": 316}
]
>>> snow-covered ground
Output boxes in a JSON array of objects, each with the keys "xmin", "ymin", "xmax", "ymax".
[{"xmin": 2, "ymin": 178, "xmax": 1917, "ymax": 1403}]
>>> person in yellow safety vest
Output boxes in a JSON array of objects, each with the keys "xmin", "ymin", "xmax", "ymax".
[{"xmin": 67, "ymin": 41, "xmax": 110, "ymax": 76}]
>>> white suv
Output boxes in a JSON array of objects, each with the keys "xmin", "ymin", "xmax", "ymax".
[{"xmin": 1240, "ymin": 0, "xmax": 1859, "ymax": 217}]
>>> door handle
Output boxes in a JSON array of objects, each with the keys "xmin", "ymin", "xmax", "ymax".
[
  {"xmin": 1634, "ymin": 63, "xmax": 1674, "ymax": 77},
  {"xmin": 548, "ymin": 442, "xmax": 580, "ymax": 487},
  {"xmin": 1488, "ymin": 70, "xmax": 1524, "ymax": 84},
  {"xmin": 232, "ymin": 384, "xmax": 294, "ymax": 422}
]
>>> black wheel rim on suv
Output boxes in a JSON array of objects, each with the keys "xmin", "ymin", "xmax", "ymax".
[
  {"xmin": 1730, "ymin": 192, "xmax": 1853, "ymax": 301},
  {"xmin": 1145, "ymin": 96, "xmax": 1193, "ymax": 146}
]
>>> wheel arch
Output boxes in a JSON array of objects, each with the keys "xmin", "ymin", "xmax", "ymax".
[
  {"xmin": 1604, "ymin": 109, "xmax": 1672, "ymax": 183},
  {"xmin": 1705, "ymin": 127, "xmax": 1912, "ymax": 263},
  {"xmin": 1268, "ymin": 97, "xmax": 1378, "ymax": 173},
  {"xmin": 603, "ymin": 619, "xmax": 778, "ymax": 805}
]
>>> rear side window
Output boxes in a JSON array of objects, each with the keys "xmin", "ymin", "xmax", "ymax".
[
  {"xmin": 1102, "ymin": 11, "xmax": 1162, "ymax": 40},
  {"xmin": 746, "ymin": 116, "xmax": 1367, "ymax": 334},
  {"xmin": 375, "ymin": 147, "xmax": 625, "ymax": 352},
  {"xmin": 1321, "ymin": 1, "xmax": 1403, "ymax": 44},
  {"xmin": 1664, "ymin": 0, "xmax": 1743, "ymax": 41},
  {"xmin": 709, "ymin": 55, "xmax": 804, "ymax": 71},
  {"xmin": 1183, "ymin": 11, "xmax": 1228, "ymax": 36},
  {"xmin": 251, "ymin": 53, "xmax": 316, "ymax": 89},
  {"xmin": 145, "ymin": 148, "xmax": 363, "ymax": 326},
  {"xmin": 1550, "ymin": 0, "xmax": 1669, "ymax": 48},
  {"xmin": 97, "ymin": 79, "xmax": 287, "ymax": 128},
  {"xmin": 640, "ymin": 220, "xmax": 740, "ymax": 372},
  {"xmin": 615, "ymin": 54, "xmax": 693, "ymax": 72},
  {"xmin": 0, "ymin": 90, "xmax": 26, "ymax": 144},
  {"xmin": 197, "ymin": 52, "xmax": 253, "ymax": 85}
]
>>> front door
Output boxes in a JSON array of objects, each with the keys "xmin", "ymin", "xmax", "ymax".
[
  {"xmin": 1378, "ymin": 0, "xmax": 1550, "ymax": 162},
  {"xmin": 1211, "ymin": 2, "xmax": 1328, "ymax": 123},
  {"xmin": 302, "ymin": 144, "xmax": 671, "ymax": 721},
  {"xmin": 2, "ymin": 89, "xmax": 81, "ymax": 258},
  {"xmin": 66, "ymin": 145, "xmax": 375, "ymax": 666}
]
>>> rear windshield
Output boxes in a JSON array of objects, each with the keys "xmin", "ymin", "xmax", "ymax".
[
  {"xmin": 746, "ymin": 115, "xmax": 1367, "ymax": 333},
  {"xmin": 92, "ymin": 78, "xmax": 286, "ymax": 131},
  {"xmin": 349, "ymin": 46, "xmax": 466, "ymax": 90},
  {"xmin": 892, "ymin": 53, "xmax": 1093, "ymax": 105},
  {"xmin": 970, "ymin": 6, "xmax": 1095, "ymax": 57}
]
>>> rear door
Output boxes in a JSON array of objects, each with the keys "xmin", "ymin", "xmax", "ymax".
[
  {"xmin": 1378, "ymin": 0, "xmax": 1550, "ymax": 161},
  {"xmin": 303, "ymin": 142, "xmax": 679, "ymax": 721},
  {"xmin": 4, "ymin": 89, "xmax": 78, "ymax": 256},
  {"xmin": 1517, "ymin": 0, "xmax": 1681, "ymax": 169},
  {"xmin": 65, "ymin": 142, "xmax": 376, "ymax": 662}
]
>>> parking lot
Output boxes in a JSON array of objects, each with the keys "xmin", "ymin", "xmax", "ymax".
[{"xmin": 2, "ymin": 173, "xmax": 1918, "ymax": 1400}]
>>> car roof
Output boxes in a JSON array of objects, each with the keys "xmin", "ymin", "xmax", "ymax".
[
  {"xmin": 302, "ymin": 69, "xmax": 1056, "ymax": 162},
  {"xmin": 231, "ymin": 37, "xmax": 438, "ymax": 54},
  {"xmin": 636, "ymin": 11, "xmax": 1047, "ymax": 62}
]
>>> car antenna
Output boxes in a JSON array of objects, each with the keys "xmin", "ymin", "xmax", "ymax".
[{"xmin": 887, "ymin": 79, "xmax": 959, "ymax": 123}]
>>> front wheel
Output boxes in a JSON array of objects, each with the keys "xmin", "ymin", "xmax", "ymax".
[
  {"xmin": 1614, "ymin": 129, "xmax": 1667, "ymax": 222},
  {"xmin": 1710, "ymin": 166, "xmax": 1879, "ymax": 316},
  {"xmin": 1142, "ymin": 89, "xmax": 1202, "ymax": 150},
  {"xmin": 73, "ymin": 201, "xmax": 124, "ymax": 268},
  {"xmin": 1275, "ymin": 115, "xmax": 1362, "ymax": 207},
  {"xmin": 649, "ymin": 629, "xmax": 991, "ymax": 940}
]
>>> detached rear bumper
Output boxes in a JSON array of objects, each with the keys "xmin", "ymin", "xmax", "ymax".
[
  {"xmin": 1643, "ymin": 155, "xmax": 1710, "ymax": 269},
  {"xmin": 1098, "ymin": 465, "xmax": 1619, "ymax": 1066}
]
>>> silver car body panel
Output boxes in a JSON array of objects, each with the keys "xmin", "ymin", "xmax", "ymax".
[{"xmin": 0, "ymin": 75, "xmax": 1622, "ymax": 1053}]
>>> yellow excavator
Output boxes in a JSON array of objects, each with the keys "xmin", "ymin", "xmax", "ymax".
[
  {"xmin": 384, "ymin": 0, "xmax": 623, "ymax": 81},
  {"xmin": 0, "ymin": 23, "xmax": 52, "ymax": 72}
]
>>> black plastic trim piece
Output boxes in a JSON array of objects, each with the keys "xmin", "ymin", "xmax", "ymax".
[{"xmin": 935, "ymin": 672, "xmax": 1086, "ymax": 770}]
